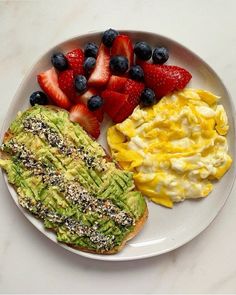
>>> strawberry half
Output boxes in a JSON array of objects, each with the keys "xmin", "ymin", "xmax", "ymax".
[
  {"xmin": 114, "ymin": 79, "xmax": 144, "ymax": 123},
  {"xmin": 78, "ymin": 88, "xmax": 97, "ymax": 105},
  {"xmin": 78, "ymin": 88, "xmax": 104, "ymax": 122},
  {"xmin": 111, "ymin": 35, "xmax": 134, "ymax": 67},
  {"xmin": 88, "ymin": 44, "xmax": 111, "ymax": 87},
  {"xmin": 123, "ymin": 79, "xmax": 144, "ymax": 107},
  {"xmin": 66, "ymin": 48, "xmax": 85, "ymax": 75},
  {"xmin": 69, "ymin": 103, "xmax": 100, "ymax": 139},
  {"xmin": 107, "ymin": 75, "xmax": 128, "ymax": 92},
  {"xmin": 140, "ymin": 62, "xmax": 192, "ymax": 98},
  {"xmin": 102, "ymin": 90, "xmax": 128, "ymax": 120},
  {"xmin": 58, "ymin": 69, "xmax": 79, "ymax": 103},
  {"xmin": 37, "ymin": 67, "xmax": 72, "ymax": 109}
]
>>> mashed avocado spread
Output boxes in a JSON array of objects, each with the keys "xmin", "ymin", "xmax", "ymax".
[{"xmin": 0, "ymin": 105, "xmax": 147, "ymax": 253}]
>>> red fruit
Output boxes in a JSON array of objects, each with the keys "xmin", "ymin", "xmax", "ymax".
[
  {"xmin": 78, "ymin": 89, "xmax": 104, "ymax": 122},
  {"xmin": 58, "ymin": 69, "xmax": 79, "ymax": 103},
  {"xmin": 111, "ymin": 35, "xmax": 134, "ymax": 67},
  {"xmin": 123, "ymin": 79, "xmax": 144, "ymax": 107},
  {"xmin": 93, "ymin": 108, "xmax": 104, "ymax": 123},
  {"xmin": 141, "ymin": 62, "xmax": 192, "ymax": 98},
  {"xmin": 88, "ymin": 44, "xmax": 111, "ymax": 87},
  {"xmin": 113, "ymin": 102, "xmax": 136, "ymax": 123},
  {"xmin": 37, "ymin": 68, "xmax": 72, "ymax": 109},
  {"xmin": 102, "ymin": 90, "xmax": 128, "ymax": 119},
  {"xmin": 113, "ymin": 79, "xmax": 144, "ymax": 123},
  {"xmin": 69, "ymin": 104, "xmax": 100, "ymax": 139},
  {"xmin": 107, "ymin": 75, "xmax": 128, "ymax": 92},
  {"xmin": 66, "ymin": 48, "xmax": 85, "ymax": 75},
  {"xmin": 78, "ymin": 88, "xmax": 97, "ymax": 105}
]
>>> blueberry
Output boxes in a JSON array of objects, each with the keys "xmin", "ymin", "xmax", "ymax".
[
  {"xmin": 84, "ymin": 42, "xmax": 98, "ymax": 58},
  {"xmin": 140, "ymin": 88, "xmax": 156, "ymax": 107},
  {"xmin": 152, "ymin": 47, "xmax": 169, "ymax": 64},
  {"xmin": 87, "ymin": 95, "xmax": 103, "ymax": 111},
  {"xmin": 102, "ymin": 28, "xmax": 119, "ymax": 47},
  {"xmin": 51, "ymin": 52, "xmax": 68, "ymax": 71},
  {"xmin": 129, "ymin": 65, "xmax": 144, "ymax": 81},
  {"xmin": 29, "ymin": 91, "xmax": 48, "ymax": 106},
  {"xmin": 109, "ymin": 55, "xmax": 128, "ymax": 75},
  {"xmin": 74, "ymin": 75, "xmax": 87, "ymax": 93},
  {"xmin": 134, "ymin": 42, "xmax": 152, "ymax": 61},
  {"xmin": 83, "ymin": 57, "xmax": 96, "ymax": 74}
]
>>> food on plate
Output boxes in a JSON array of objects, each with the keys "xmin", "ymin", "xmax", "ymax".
[
  {"xmin": 107, "ymin": 89, "xmax": 232, "ymax": 208},
  {"xmin": 109, "ymin": 55, "xmax": 129, "ymax": 75},
  {"xmin": 37, "ymin": 67, "xmax": 72, "ymax": 109},
  {"xmin": 139, "ymin": 61, "xmax": 192, "ymax": 99},
  {"xmin": 87, "ymin": 44, "xmax": 111, "ymax": 87},
  {"xmin": 0, "ymin": 105, "xmax": 148, "ymax": 254},
  {"xmin": 129, "ymin": 65, "xmax": 144, "ymax": 81},
  {"xmin": 152, "ymin": 47, "xmax": 169, "ymax": 64},
  {"xmin": 102, "ymin": 28, "xmax": 119, "ymax": 48},
  {"xmin": 134, "ymin": 41, "xmax": 152, "ymax": 61},
  {"xmin": 140, "ymin": 88, "xmax": 156, "ymax": 107},
  {"xmin": 83, "ymin": 57, "xmax": 96, "ymax": 75},
  {"xmin": 84, "ymin": 42, "xmax": 98, "ymax": 58},
  {"xmin": 30, "ymin": 91, "xmax": 48, "ymax": 106},
  {"xmin": 69, "ymin": 103, "xmax": 101, "ymax": 139},
  {"xmin": 111, "ymin": 34, "xmax": 134, "ymax": 67},
  {"xmin": 51, "ymin": 52, "xmax": 68, "ymax": 71},
  {"xmin": 33, "ymin": 28, "xmax": 192, "ymax": 139},
  {"xmin": 74, "ymin": 75, "xmax": 87, "ymax": 93}
]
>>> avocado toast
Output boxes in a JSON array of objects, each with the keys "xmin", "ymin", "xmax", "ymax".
[{"xmin": 0, "ymin": 105, "xmax": 148, "ymax": 254}]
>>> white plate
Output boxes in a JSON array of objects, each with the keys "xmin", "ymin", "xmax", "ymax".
[{"xmin": 1, "ymin": 31, "xmax": 236, "ymax": 261}]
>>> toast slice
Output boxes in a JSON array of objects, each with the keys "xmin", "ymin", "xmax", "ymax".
[{"xmin": 0, "ymin": 105, "xmax": 148, "ymax": 254}]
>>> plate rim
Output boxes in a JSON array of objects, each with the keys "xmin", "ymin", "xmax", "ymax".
[{"xmin": 1, "ymin": 30, "xmax": 236, "ymax": 261}]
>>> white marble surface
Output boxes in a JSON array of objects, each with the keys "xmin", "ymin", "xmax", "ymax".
[{"xmin": 0, "ymin": 0, "xmax": 236, "ymax": 293}]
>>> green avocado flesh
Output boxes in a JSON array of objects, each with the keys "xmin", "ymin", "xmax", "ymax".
[{"xmin": 0, "ymin": 105, "xmax": 147, "ymax": 253}]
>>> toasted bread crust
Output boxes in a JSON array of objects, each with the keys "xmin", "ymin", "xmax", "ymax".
[{"xmin": 0, "ymin": 105, "xmax": 148, "ymax": 255}]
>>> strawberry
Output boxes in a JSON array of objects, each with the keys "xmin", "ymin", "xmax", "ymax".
[
  {"xmin": 78, "ymin": 88, "xmax": 97, "ymax": 105},
  {"xmin": 111, "ymin": 35, "xmax": 134, "ymax": 67},
  {"xmin": 66, "ymin": 48, "xmax": 85, "ymax": 75},
  {"xmin": 78, "ymin": 88, "xmax": 104, "ymax": 122},
  {"xmin": 140, "ymin": 62, "xmax": 192, "ymax": 98},
  {"xmin": 107, "ymin": 75, "xmax": 128, "ymax": 92},
  {"xmin": 58, "ymin": 69, "xmax": 79, "ymax": 103},
  {"xmin": 102, "ymin": 90, "xmax": 128, "ymax": 119},
  {"xmin": 93, "ymin": 108, "xmax": 104, "ymax": 123},
  {"xmin": 123, "ymin": 79, "xmax": 144, "ymax": 107},
  {"xmin": 113, "ymin": 102, "xmax": 136, "ymax": 123},
  {"xmin": 88, "ymin": 44, "xmax": 111, "ymax": 87},
  {"xmin": 37, "ymin": 68, "xmax": 72, "ymax": 109},
  {"xmin": 69, "ymin": 103, "xmax": 100, "ymax": 139},
  {"xmin": 114, "ymin": 79, "xmax": 144, "ymax": 123}
]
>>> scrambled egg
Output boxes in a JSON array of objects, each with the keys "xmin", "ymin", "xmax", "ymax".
[{"xmin": 107, "ymin": 89, "xmax": 232, "ymax": 208}]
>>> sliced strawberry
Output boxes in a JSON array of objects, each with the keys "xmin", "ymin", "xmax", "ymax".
[
  {"xmin": 113, "ymin": 102, "xmax": 136, "ymax": 123},
  {"xmin": 37, "ymin": 67, "xmax": 72, "ymax": 109},
  {"xmin": 66, "ymin": 48, "xmax": 85, "ymax": 75},
  {"xmin": 78, "ymin": 88, "xmax": 98, "ymax": 105},
  {"xmin": 77, "ymin": 88, "xmax": 104, "ymax": 122},
  {"xmin": 111, "ymin": 35, "xmax": 134, "ymax": 67},
  {"xmin": 93, "ymin": 107, "xmax": 104, "ymax": 123},
  {"xmin": 69, "ymin": 103, "xmax": 100, "ymax": 139},
  {"xmin": 107, "ymin": 75, "xmax": 128, "ymax": 92},
  {"xmin": 112, "ymin": 79, "xmax": 144, "ymax": 123},
  {"xmin": 140, "ymin": 62, "xmax": 192, "ymax": 98},
  {"xmin": 58, "ymin": 69, "xmax": 79, "ymax": 103},
  {"xmin": 88, "ymin": 44, "xmax": 111, "ymax": 87},
  {"xmin": 123, "ymin": 79, "xmax": 144, "ymax": 107},
  {"xmin": 102, "ymin": 90, "xmax": 128, "ymax": 120}
]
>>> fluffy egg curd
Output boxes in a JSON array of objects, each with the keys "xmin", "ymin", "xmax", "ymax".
[{"xmin": 107, "ymin": 89, "xmax": 232, "ymax": 208}]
